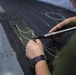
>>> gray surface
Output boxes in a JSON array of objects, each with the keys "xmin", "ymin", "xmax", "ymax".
[
  {"xmin": 0, "ymin": 24, "xmax": 24, "ymax": 75},
  {"xmin": 0, "ymin": 0, "xmax": 76, "ymax": 75},
  {"xmin": 38, "ymin": 0, "xmax": 76, "ymax": 12}
]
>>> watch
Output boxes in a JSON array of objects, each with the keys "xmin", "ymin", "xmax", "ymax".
[{"xmin": 29, "ymin": 55, "xmax": 47, "ymax": 69}]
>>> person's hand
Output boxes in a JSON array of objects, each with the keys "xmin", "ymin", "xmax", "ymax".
[
  {"xmin": 26, "ymin": 39, "xmax": 44, "ymax": 60},
  {"xmin": 49, "ymin": 16, "xmax": 76, "ymax": 40},
  {"xmin": 49, "ymin": 16, "xmax": 76, "ymax": 33}
]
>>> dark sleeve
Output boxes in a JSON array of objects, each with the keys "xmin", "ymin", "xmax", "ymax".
[{"xmin": 53, "ymin": 33, "xmax": 76, "ymax": 75}]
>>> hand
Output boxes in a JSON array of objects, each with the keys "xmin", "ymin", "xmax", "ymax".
[
  {"xmin": 26, "ymin": 39, "xmax": 44, "ymax": 60},
  {"xmin": 49, "ymin": 16, "xmax": 76, "ymax": 33},
  {"xmin": 49, "ymin": 16, "xmax": 76, "ymax": 40}
]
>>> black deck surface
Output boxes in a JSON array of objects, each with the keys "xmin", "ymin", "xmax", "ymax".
[{"xmin": 0, "ymin": 0, "xmax": 76, "ymax": 75}]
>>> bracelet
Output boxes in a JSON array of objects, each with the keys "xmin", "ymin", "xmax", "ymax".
[{"xmin": 29, "ymin": 55, "xmax": 47, "ymax": 69}]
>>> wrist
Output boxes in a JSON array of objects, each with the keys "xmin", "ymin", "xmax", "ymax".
[
  {"xmin": 29, "ymin": 55, "xmax": 47, "ymax": 69},
  {"xmin": 35, "ymin": 60, "xmax": 47, "ymax": 68},
  {"xmin": 31, "ymin": 53, "xmax": 45, "ymax": 59},
  {"xmin": 35, "ymin": 59, "xmax": 51, "ymax": 75}
]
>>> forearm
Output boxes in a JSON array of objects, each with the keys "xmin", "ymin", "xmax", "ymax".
[{"xmin": 35, "ymin": 60, "xmax": 51, "ymax": 75}]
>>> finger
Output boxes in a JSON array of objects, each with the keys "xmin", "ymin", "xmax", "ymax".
[
  {"xmin": 35, "ymin": 39, "xmax": 41, "ymax": 43},
  {"xmin": 49, "ymin": 19, "xmax": 69, "ymax": 32},
  {"xmin": 26, "ymin": 47, "xmax": 31, "ymax": 59},
  {"xmin": 26, "ymin": 52, "xmax": 31, "ymax": 60},
  {"xmin": 35, "ymin": 39, "xmax": 43, "ymax": 45},
  {"xmin": 50, "ymin": 25, "xmax": 61, "ymax": 32},
  {"xmin": 49, "ymin": 24, "xmax": 62, "ymax": 32},
  {"xmin": 27, "ymin": 40, "xmax": 36, "ymax": 45}
]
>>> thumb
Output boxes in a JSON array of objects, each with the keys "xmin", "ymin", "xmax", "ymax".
[{"xmin": 35, "ymin": 39, "xmax": 42, "ymax": 44}]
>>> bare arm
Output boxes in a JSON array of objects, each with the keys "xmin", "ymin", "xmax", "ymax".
[
  {"xmin": 26, "ymin": 39, "xmax": 51, "ymax": 75},
  {"xmin": 35, "ymin": 60, "xmax": 51, "ymax": 75}
]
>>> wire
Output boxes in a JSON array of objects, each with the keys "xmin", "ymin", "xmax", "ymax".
[
  {"xmin": 43, "ymin": 45, "xmax": 59, "ymax": 57},
  {"xmin": 16, "ymin": 25, "xmax": 59, "ymax": 57},
  {"xmin": 15, "ymin": 24, "xmax": 36, "ymax": 41},
  {"xmin": 18, "ymin": 30, "xmax": 30, "ymax": 41},
  {"xmin": 15, "ymin": 24, "xmax": 33, "ymax": 33},
  {"xmin": 44, "ymin": 45, "xmax": 60, "ymax": 53}
]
